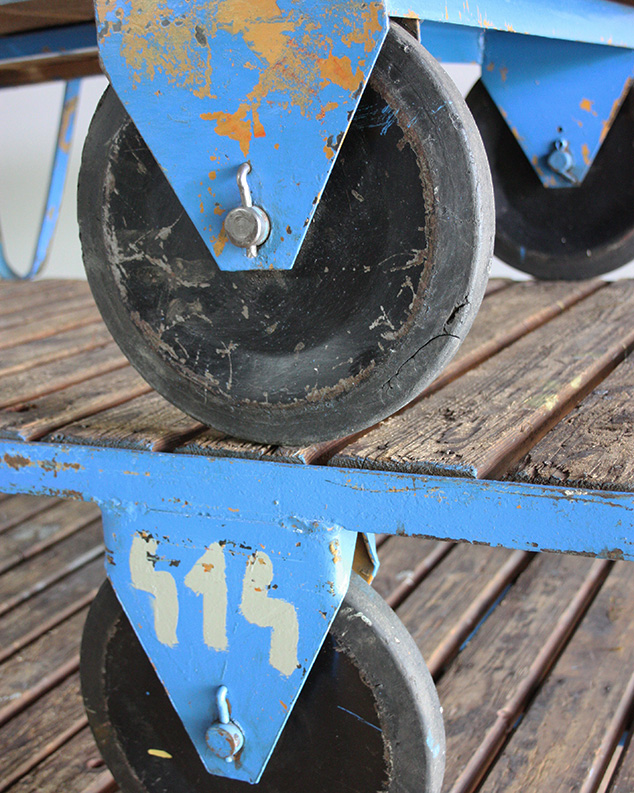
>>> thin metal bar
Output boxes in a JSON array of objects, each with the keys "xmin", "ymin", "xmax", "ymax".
[
  {"xmin": 0, "ymin": 515, "xmax": 101, "ymax": 576},
  {"xmin": 0, "ymin": 78, "xmax": 80, "ymax": 280},
  {"xmin": 386, "ymin": 542, "xmax": 455, "ymax": 610},
  {"xmin": 579, "ymin": 668, "xmax": 634, "ymax": 793},
  {"xmin": 0, "ymin": 716, "xmax": 88, "ymax": 793},
  {"xmin": 0, "ymin": 544, "xmax": 103, "ymax": 619},
  {"xmin": 0, "ymin": 654, "xmax": 79, "ymax": 728},
  {"xmin": 427, "ymin": 550, "xmax": 534, "ymax": 679},
  {"xmin": 448, "ymin": 558, "xmax": 612, "ymax": 793},
  {"xmin": 0, "ymin": 587, "xmax": 97, "ymax": 665}
]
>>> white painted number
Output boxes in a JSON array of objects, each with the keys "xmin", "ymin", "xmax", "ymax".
[
  {"xmin": 129, "ymin": 537, "xmax": 299, "ymax": 676},
  {"xmin": 184, "ymin": 543, "xmax": 228, "ymax": 651}
]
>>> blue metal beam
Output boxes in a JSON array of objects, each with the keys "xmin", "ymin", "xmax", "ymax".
[{"xmin": 0, "ymin": 441, "xmax": 632, "ymax": 560}]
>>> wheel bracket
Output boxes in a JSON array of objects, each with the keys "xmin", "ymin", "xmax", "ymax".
[
  {"xmin": 100, "ymin": 502, "xmax": 357, "ymax": 784},
  {"xmin": 94, "ymin": 0, "xmax": 388, "ymax": 271}
]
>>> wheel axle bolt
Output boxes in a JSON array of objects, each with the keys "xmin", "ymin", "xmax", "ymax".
[
  {"xmin": 206, "ymin": 685, "xmax": 244, "ymax": 762},
  {"xmin": 224, "ymin": 163, "xmax": 271, "ymax": 258}
]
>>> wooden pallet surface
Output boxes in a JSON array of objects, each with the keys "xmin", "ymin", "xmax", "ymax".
[{"xmin": 2, "ymin": 496, "xmax": 634, "ymax": 792}]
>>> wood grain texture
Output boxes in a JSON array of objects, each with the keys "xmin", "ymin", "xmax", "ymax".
[
  {"xmin": 331, "ymin": 282, "xmax": 634, "ymax": 481},
  {"xmin": 0, "ymin": 294, "xmax": 95, "ymax": 332},
  {"xmin": 371, "ymin": 536, "xmax": 445, "ymax": 600},
  {"xmin": 478, "ymin": 561, "xmax": 634, "ymax": 793},
  {"xmin": 512, "ymin": 353, "xmax": 634, "ymax": 492},
  {"xmin": 0, "ymin": 0, "xmax": 95, "ymax": 35},
  {"xmin": 436, "ymin": 552, "xmax": 595, "ymax": 791},
  {"xmin": 0, "ymin": 344, "xmax": 127, "ymax": 408},
  {"xmin": 0, "ymin": 281, "xmax": 90, "ymax": 316},
  {"xmin": 0, "ymin": 366, "xmax": 152, "ymax": 441},
  {"xmin": 0, "ymin": 494, "xmax": 59, "ymax": 535},
  {"xmin": 49, "ymin": 390, "xmax": 207, "ymax": 452},
  {"xmin": 0, "ymin": 304, "xmax": 102, "ymax": 351},
  {"xmin": 0, "ymin": 323, "xmax": 114, "ymax": 379}
]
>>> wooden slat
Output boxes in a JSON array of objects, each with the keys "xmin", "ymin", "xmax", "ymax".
[
  {"xmin": 331, "ymin": 282, "xmax": 634, "ymax": 481},
  {"xmin": 0, "ymin": 52, "xmax": 101, "ymax": 88},
  {"xmin": 372, "ymin": 536, "xmax": 447, "ymax": 600},
  {"xmin": 6, "ymin": 727, "xmax": 105, "ymax": 793},
  {"xmin": 0, "ymin": 608, "xmax": 86, "ymax": 703},
  {"xmin": 0, "ymin": 494, "xmax": 59, "ymax": 535},
  {"xmin": 0, "ymin": 323, "xmax": 114, "ymax": 379},
  {"xmin": 0, "ymin": 281, "xmax": 90, "ymax": 316},
  {"xmin": 0, "ymin": 303, "xmax": 102, "ymax": 351},
  {"xmin": 0, "ymin": 500, "xmax": 99, "ymax": 575},
  {"xmin": 0, "ymin": 294, "xmax": 96, "ymax": 332},
  {"xmin": 0, "ymin": 345, "xmax": 128, "ymax": 408},
  {"xmin": 436, "ymin": 552, "xmax": 597, "ymax": 791},
  {"xmin": 1, "ymin": 558, "xmax": 103, "ymax": 649},
  {"xmin": 609, "ymin": 728, "xmax": 634, "ymax": 792},
  {"xmin": 395, "ymin": 544, "xmax": 516, "ymax": 660},
  {"xmin": 48, "ymin": 390, "xmax": 207, "ymax": 452},
  {"xmin": 0, "ymin": 0, "xmax": 95, "ymax": 35},
  {"xmin": 0, "ymin": 519, "xmax": 102, "ymax": 609},
  {"xmin": 0, "ymin": 673, "xmax": 85, "ymax": 787},
  {"xmin": 512, "ymin": 353, "xmax": 634, "ymax": 492},
  {"xmin": 477, "ymin": 561, "xmax": 634, "ymax": 793},
  {"xmin": 0, "ymin": 366, "xmax": 153, "ymax": 441}
]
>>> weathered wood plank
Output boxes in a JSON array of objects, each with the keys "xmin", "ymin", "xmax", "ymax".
[
  {"xmin": 0, "ymin": 345, "xmax": 127, "ymax": 409},
  {"xmin": 331, "ymin": 282, "xmax": 634, "ymax": 481},
  {"xmin": 48, "ymin": 391, "xmax": 207, "ymax": 452},
  {"xmin": 0, "ymin": 673, "xmax": 84, "ymax": 786},
  {"xmin": 0, "ymin": 304, "xmax": 102, "ymax": 351},
  {"xmin": 0, "ymin": 295, "xmax": 96, "ymax": 333},
  {"xmin": 478, "ymin": 561, "xmax": 634, "ymax": 793},
  {"xmin": 0, "ymin": 323, "xmax": 114, "ymax": 379},
  {"xmin": 373, "ymin": 536, "xmax": 448, "ymax": 600},
  {"xmin": 0, "ymin": 494, "xmax": 59, "ymax": 536},
  {"xmin": 0, "ymin": 608, "xmax": 87, "ymax": 701},
  {"xmin": 609, "ymin": 724, "xmax": 634, "ymax": 792},
  {"xmin": 0, "ymin": 520, "xmax": 102, "ymax": 605},
  {"xmin": 437, "ymin": 552, "xmax": 596, "ymax": 791},
  {"xmin": 7, "ymin": 726, "xmax": 105, "ymax": 793},
  {"xmin": 512, "ymin": 353, "xmax": 634, "ymax": 492},
  {"xmin": 0, "ymin": 367, "xmax": 153, "ymax": 441},
  {"xmin": 0, "ymin": 499, "xmax": 99, "ymax": 575},
  {"xmin": 1, "ymin": 558, "xmax": 103, "ymax": 648},
  {"xmin": 0, "ymin": 0, "xmax": 95, "ymax": 35},
  {"xmin": 395, "ymin": 544, "xmax": 516, "ymax": 661},
  {"xmin": 0, "ymin": 281, "xmax": 91, "ymax": 316}
]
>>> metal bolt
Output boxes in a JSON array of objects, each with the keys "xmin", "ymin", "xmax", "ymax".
[
  {"xmin": 547, "ymin": 138, "xmax": 577, "ymax": 183},
  {"xmin": 206, "ymin": 685, "xmax": 245, "ymax": 762},
  {"xmin": 224, "ymin": 163, "xmax": 271, "ymax": 258}
]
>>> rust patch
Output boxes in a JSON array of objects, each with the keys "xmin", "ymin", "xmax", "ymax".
[{"xmin": 3, "ymin": 453, "xmax": 32, "ymax": 471}]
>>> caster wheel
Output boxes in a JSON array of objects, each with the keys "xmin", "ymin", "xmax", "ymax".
[
  {"xmin": 81, "ymin": 574, "xmax": 445, "ymax": 793},
  {"xmin": 467, "ymin": 79, "xmax": 634, "ymax": 280},
  {"xmin": 79, "ymin": 24, "xmax": 492, "ymax": 445}
]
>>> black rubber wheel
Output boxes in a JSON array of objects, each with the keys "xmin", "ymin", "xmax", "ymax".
[
  {"xmin": 79, "ymin": 24, "xmax": 492, "ymax": 444},
  {"xmin": 467, "ymin": 79, "xmax": 634, "ymax": 280},
  {"xmin": 81, "ymin": 575, "xmax": 445, "ymax": 793}
]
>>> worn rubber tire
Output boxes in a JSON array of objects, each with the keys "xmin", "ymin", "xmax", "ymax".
[
  {"xmin": 467, "ymin": 79, "xmax": 634, "ymax": 280},
  {"xmin": 81, "ymin": 574, "xmax": 445, "ymax": 793},
  {"xmin": 79, "ymin": 24, "xmax": 493, "ymax": 444}
]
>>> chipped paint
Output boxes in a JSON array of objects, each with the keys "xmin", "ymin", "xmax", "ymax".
[
  {"xmin": 130, "ymin": 534, "xmax": 179, "ymax": 646},
  {"xmin": 148, "ymin": 749, "xmax": 173, "ymax": 759},
  {"xmin": 184, "ymin": 544, "xmax": 228, "ymax": 650},
  {"xmin": 581, "ymin": 143, "xmax": 591, "ymax": 165}
]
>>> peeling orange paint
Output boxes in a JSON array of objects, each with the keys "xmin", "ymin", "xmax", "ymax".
[
  {"xmin": 324, "ymin": 143, "xmax": 335, "ymax": 159},
  {"xmin": 214, "ymin": 204, "xmax": 225, "ymax": 215},
  {"xmin": 209, "ymin": 170, "xmax": 217, "ymax": 180},
  {"xmin": 580, "ymin": 98, "xmax": 594, "ymax": 113},
  {"xmin": 500, "ymin": 66, "xmax": 508, "ymax": 82},
  {"xmin": 600, "ymin": 78, "xmax": 632, "ymax": 143},
  {"xmin": 581, "ymin": 143, "xmax": 591, "ymax": 165},
  {"xmin": 213, "ymin": 226, "xmax": 229, "ymax": 257},
  {"xmin": 317, "ymin": 100, "xmax": 339, "ymax": 121}
]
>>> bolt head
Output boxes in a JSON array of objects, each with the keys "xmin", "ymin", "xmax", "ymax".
[
  {"xmin": 224, "ymin": 206, "xmax": 270, "ymax": 250},
  {"xmin": 206, "ymin": 721, "xmax": 245, "ymax": 761}
]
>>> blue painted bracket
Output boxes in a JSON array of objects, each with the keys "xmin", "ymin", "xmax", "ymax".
[
  {"xmin": 102, "ymin": 504, "xmax": 356, "ymax": 783},
  {"xmin": 0, "ymin": 79, "xmax": 81, "ymax": 280},
  {"xmin": 95, "ymin": 0, "xmax": 388, "ymax": 271},
  {"xmin": 480, "ymin": 32, "xmax": 634, "ymax": 188},
  {"xmin": 1, "ymin": 441, "xmax": 634, "ymax": 776}
]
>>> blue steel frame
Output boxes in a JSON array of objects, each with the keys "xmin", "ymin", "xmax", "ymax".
[
  {"xmin": 0, "ymin": 79, "xmax": 80, "ymax": 280},
  {"xmin": 1, "ymin": 440, "xmax": 633, "ymax": 781},
  {"xmin": 92, "ymin": 0, "xmax": 634, "ymax": 271}
]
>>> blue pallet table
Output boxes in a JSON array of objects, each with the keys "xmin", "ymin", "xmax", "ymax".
[{"xmin": 2, "ymin": 276, "xmax": 634, "ymax": 791}]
